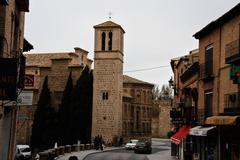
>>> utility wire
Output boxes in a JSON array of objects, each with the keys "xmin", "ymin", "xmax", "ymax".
[{"xmin": 124, "ymin": 65, "xmax": 170, "ymax": 73}]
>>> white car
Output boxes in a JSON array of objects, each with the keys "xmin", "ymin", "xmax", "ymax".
[
  {"xmin": 125, "ymin": 139, "xmax": 139, "ymax": 150},
  {"xmin": 15, "ymin": 145, "xmax": 31, "ymax": 160}
]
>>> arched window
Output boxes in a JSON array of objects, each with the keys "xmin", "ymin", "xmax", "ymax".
[
  {"xmin": 108, "ymin": 32, "xmax": 112, "ymax": 50},
  {"xmin": 101, "ymin": 32, "xmax": 106, "ymax": 51},
  {"xmin": 102, "ymin": 91, "xmax": 108, "ymax": 100}
]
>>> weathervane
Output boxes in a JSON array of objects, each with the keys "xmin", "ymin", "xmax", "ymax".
[{"xmin": 108, "ymin": 12, "xmax": 112, "ymax": 20}]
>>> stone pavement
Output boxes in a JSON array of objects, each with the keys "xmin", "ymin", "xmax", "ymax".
[
  {"xmin": 56, "ymin": 147, "xmax": 121, "ymax": 160},
  {"xmin": 56, "ymin": 138, "xmax": 177, "ymax": 160}
]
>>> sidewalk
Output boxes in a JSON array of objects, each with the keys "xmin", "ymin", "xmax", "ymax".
[{"xmin": 56, "ymin": 147, "xmax": 122, "ymax": 160}]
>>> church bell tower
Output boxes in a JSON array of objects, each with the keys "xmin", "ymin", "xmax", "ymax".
[{"xmin": 92, "ymin": 20, "xmax": 125, "ymax": 143}]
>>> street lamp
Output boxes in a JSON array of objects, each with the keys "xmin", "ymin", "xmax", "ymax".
[
  {"xmin": 169, "ymin": 77, "xmax": 178, "ymax": 95},
  {"xmin": 168, "ymin": 77, "xmax": 175, "ymax": 88}
]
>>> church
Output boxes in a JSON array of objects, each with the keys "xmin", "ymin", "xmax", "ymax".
[
  {"xmin": 17, "ymin": 20, "xmax": 154, "ymax": 145},
  {"xmin": 92, "ymin": 20, "xmax": 153, "ymax": 144}
]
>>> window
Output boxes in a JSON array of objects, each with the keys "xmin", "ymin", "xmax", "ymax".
[
  {"xmin": 101, "ymin": 32, "xmax": 106, "ymax": 51},
  {"xmin": 0, "ymin": 37, "xmax": 8, "ymax": 58},
  {"xmin": 204, "ymin": 91, "xmax": 213, "ymax": 118},
  {"xmin": 102, "ymin": 91, "xmax": 108, "ymax": 100},
  {"xmin": 108, "ymin": 32, "xmax": 112, "ymax": 51},
  {"xmin": 136, "ymin": 110, "xmax": 140, "ymax": 130},
  {"xmin": 205, "ymin": 45, "xmax": 213, "ymax": 76},
  {"xmin": 131, "ymin": 106, "xmax": 134, "ymax": 117},
  {"xmin": 143, "ymin": 91, "xmax": 146, "ymax": 103},
  {"xmin": 131, "ymin": 89, "xmax": 135, "ymax": 97}
]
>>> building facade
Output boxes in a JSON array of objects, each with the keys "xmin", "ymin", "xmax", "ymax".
[
  {"xmin": 16, "ymin": 47, "xmax": 92, "ymax": 144},
  {"xmin": 122, "ymin": 75, "xmax": 153, "ymax": 142},
  {"xmin": 170, "ymin": 49, "xmax": 199, "ymax": 160},
  {"xmin": 0, "ymin": 0, "xmax": 31, "ymax": 159},
  {"xmin": 193, "ymin": 3, "xmax": 240, "ymax": 160},
  {"xmin": 170, "ymin": 3, "xmax": 240, "ymax": 160}
]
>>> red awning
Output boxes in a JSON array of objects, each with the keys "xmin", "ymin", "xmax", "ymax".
[{"xmin": 171, "ymin": 125, "xmax": 191, "ymax": 145}]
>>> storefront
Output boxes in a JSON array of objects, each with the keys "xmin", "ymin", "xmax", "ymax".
[
  {"xmin": 189, "ymin": 126, "xmax": 217, "ymax": 160},
  {"xmin": 205, "ymin": 116, "xmax": 240, "ymax": 160},
  {"xmin": 171, "ymin": 125, "xmax": 192, "ymax": 160}
]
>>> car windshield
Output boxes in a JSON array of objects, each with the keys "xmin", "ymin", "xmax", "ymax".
[
  {"xmin": 137, "ymin": 141, "xmax": 145, "ymax": 145},
  {"xmin": 20, "ymin": 148, "xmax": 31, "ymax": 152},
  {"xmin": 129, "ymin": 140, "xmax": 138, "ymax": 143}
]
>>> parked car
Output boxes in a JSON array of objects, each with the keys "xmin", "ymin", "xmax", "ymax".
[
  {"xmin": 134, "ymin": 140, "xmax": 152, "ymax": 154},
  {"xmin": 15, "ymin": 145, "xmax": 31, "ymax": 160},
  {"xmin": 125, "ymin": 139, "xmax": 139, "ymax": 150}
]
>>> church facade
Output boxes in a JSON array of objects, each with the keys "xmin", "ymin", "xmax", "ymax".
[{"xmin": 17, "ymin": 20, "xmax": 154, "ymax": 145}]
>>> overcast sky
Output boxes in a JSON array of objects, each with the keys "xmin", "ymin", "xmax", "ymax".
[{"xmin": 25, "ymin": 0, "xmax": 240, "ymax": 87}]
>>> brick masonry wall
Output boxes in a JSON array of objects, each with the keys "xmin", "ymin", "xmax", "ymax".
[{"xmin": 198, "ymin": 15, "xmax": 240, "ymax": 117}]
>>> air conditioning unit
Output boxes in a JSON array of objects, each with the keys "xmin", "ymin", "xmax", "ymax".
[
  {"xmin": 229, "ymin": 94, "xmax": 236, "ymax": 102},
  {"xmin": 228, "ymin": 93, "xmax": 238, "ymax": 108}
]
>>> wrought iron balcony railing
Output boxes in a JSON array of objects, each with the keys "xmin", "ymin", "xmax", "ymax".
[{"xmin": 225, "ymin": 39, "xmax": 240, "ymax": 64}]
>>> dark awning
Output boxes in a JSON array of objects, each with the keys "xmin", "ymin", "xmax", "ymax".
[{"xmin": 171, "ymin": 125, "xmax": 191, "ymax": 145}]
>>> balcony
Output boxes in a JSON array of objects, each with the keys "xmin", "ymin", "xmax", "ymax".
[
  {"xmin": 199, "ymin": 63, "xmax": 214, "ymax": 81},
  {"xmin": 224, "ymin": 92, "xmax": 240, "ymax": 114},
  {"xmin": 225, "ymin": 39, "xmax": 240, "ymax": 64},
  {"xmin": 180, "ymin": 62, "xmax": 199, "ymax": 83}
]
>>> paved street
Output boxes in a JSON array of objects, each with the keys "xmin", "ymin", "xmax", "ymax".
[{"xmin": 57, "ymin": 139, "xmax": 177, "ymax": 160}]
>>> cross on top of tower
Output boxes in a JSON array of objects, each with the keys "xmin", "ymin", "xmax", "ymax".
[{"xmin": 108, "ymin": 12, "xmax": 112, "ymax": 20}]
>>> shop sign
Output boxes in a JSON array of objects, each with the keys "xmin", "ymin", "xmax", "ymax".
[
  {"xmin": 24, "ymin": 74, "xmax": 34, "ymax": 87},
  {"xmin": 0, "ymin": 58, "xmax": 17, "ymax": 100},
  {"xmin": 4, "ymin": 91, "xmax": 33, "ymax": 106}
]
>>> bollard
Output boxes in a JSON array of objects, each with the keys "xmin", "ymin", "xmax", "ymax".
[
  {"xmin": 59, "ymin": 146, "xmax": 65, "ymax": 155},
  {"xmin": 55, "ymin": 147, "xmax": 60, "ymax": 157},
  {"xmin": 72, "ymin": 144, "xmax": 79, "ymax": 152},
  {"xmin": 80, "ymin": 144, "xmax": 84, "ymax": 151},
  {"xmin": 65, "ymin": 145, "xmax": 71, "ymax": 153},
  {"xmin": 48, "ymin": 149, "xmax": 55, "ymax": 160},
  {"xmin": 39, "ymin": 151, "xmax": 49, "ymax": 160},
  {"xmin": 91, "ymin": 143, "xmax": 94, "ymax": 149},
  {"xmin": 85, "ymin": 144, "xmax": 90, "ymax": 150}
]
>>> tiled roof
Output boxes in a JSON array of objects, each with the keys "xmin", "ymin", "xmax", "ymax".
[
  {"xmin": 24, "ymin": 52, "xmax": 74, "ymax": 67},
  {"xmin": 24, "ymin": 49, "xmax": 92, "ymax": 67},
  {"xmin": 123, "ymin": 75, "xmax": 153, "ymax": 86},
  {"xmin": 94, "ymin": 20, "xmax": 125, "ymax": 33}
]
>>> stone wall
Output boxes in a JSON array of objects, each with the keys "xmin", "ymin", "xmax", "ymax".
[{"xmin": 152, "ymin": 100, "xmax": 172, "ymax": 138}]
